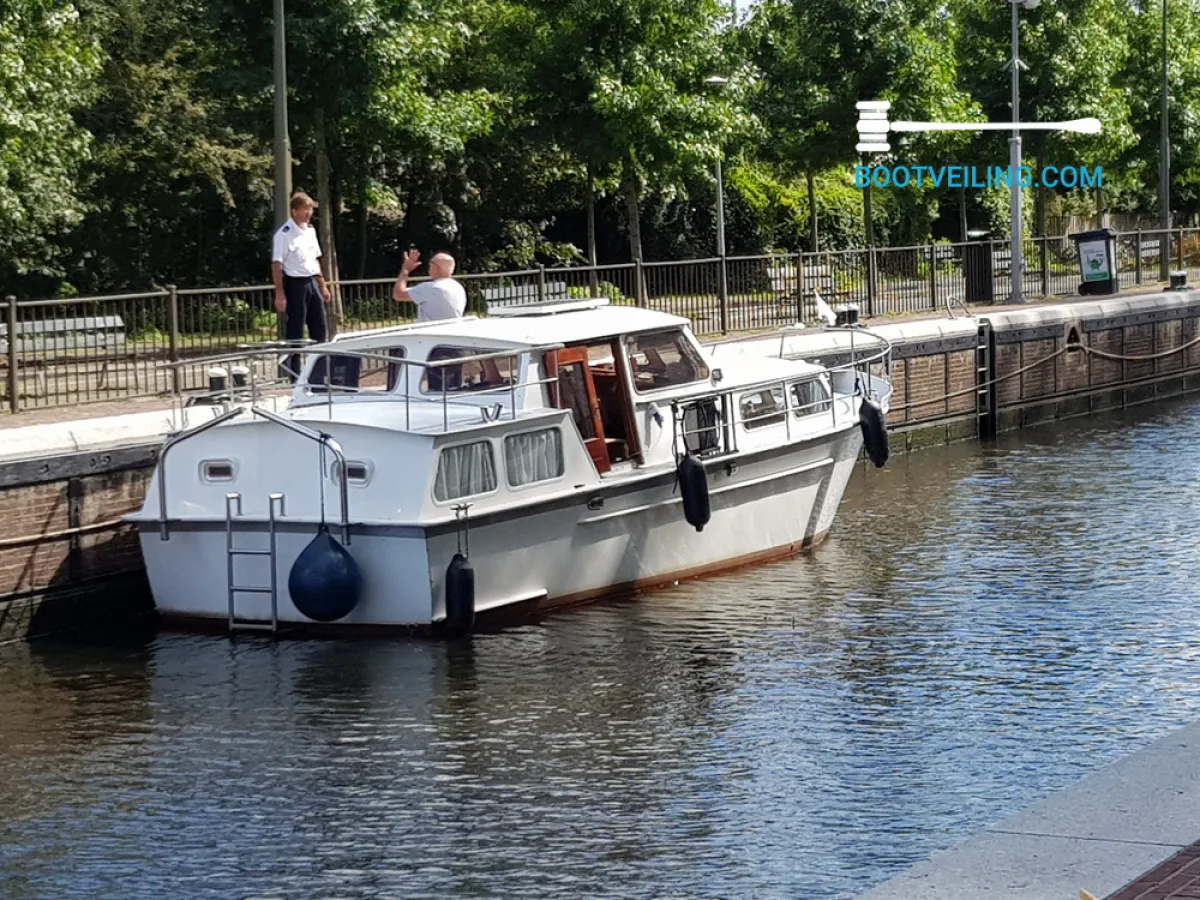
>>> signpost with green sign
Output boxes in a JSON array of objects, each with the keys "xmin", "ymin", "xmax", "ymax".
[{"xmin": 1070, "ymin": 228, "xmax": 1119, "ymax": 295}]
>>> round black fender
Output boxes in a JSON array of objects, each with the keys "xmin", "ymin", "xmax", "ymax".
[
  {"xmin": 677, "ymin": 453, "xmax": 711, "ymax": 532},
  {"xmin": 445, "ymin": 552, "xmax": 475, "ymax": 634},
  {"xmin": 858, "ymin": 397, "xmax": 889, "ymax": 468},
  {"xmin": 288, "ymin": 524, "xmax": 363, "ymax": 622}
]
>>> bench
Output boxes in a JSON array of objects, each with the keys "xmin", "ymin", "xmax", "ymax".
[
  {"xmin": 0, "ymin": 315, "xmax": 129, "ymax": 397},
  {"xmin": 481, "ymin": 281, "xmax": 571, "ymax": 306}
]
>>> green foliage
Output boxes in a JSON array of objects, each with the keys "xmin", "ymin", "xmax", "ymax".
[
  {"xmin": 567, "ymin": 281, "xmax": 632, "ymax": 306},
  {"xmin": 2, "ymin": 0, "xmax": 1198, "ymax": 301},
  {"xmin": 344, "ymin": 296, "xmax": 398, "ymax": 324},
  {"xmin": 1115, "ymin": 0, "xmax": 1200, "ymax": 219},
  {"xmin": 194, "ymin": 297, "xmax": 271, "ymax": 335},
  {"xmin": 0, "ymin": 1, "xmax": 101, "ymax": 290}
]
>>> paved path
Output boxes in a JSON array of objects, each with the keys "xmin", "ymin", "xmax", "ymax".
[{"xmin": 1103, "ymin": 840, "xmax": 1200, "ymax": 899}]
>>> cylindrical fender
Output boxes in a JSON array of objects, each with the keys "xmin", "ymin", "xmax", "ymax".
[
  {"xmin": 445, "ymin": 552, "xmax": 475, "ymax": 634},
  {"xmin": 858, "ymin": 398, "xmax": 889, "ymax": 468},
  {"xmin": 677, "ymin": 453, "xmax": 711, "ymax": 532}
]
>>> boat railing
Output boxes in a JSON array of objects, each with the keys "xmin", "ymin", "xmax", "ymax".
[
  {"xmin": 669, "ymin": 373, "xmax": 848, "ymax": 464},
  {"xmin": 811, "ymin": 325, "xmax": 894, "ymax": 382},
  {"xmin": 701, "ymin": 323, "xmax": 893, "ymax": 401},
  {"xmin": 156, "ymin": 341, "xmax": 566, "ymax": 432},
  {"xmin": 248, "ymin": 407, "xmax": 352, "ymax": 544},
  {"xmin": 155, "ymin": 404, "xmax": 353, "ymax": 542},
  {"xmin": 157, "ymin": 406, "xmax": 246, "ymax": 540}
]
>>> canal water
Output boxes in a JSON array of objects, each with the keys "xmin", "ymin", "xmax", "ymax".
[{"xmin": 4, "ymin": 397, "xmax": 1200, "ymax": 900}]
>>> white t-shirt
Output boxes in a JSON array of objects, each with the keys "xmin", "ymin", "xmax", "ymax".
[
  {"xmin": 271, "ymin": 218, "xmax": 322, "ymax": 277},
  {"xmin": 409, "ymin": 278, "xmax": 467, "ymax": 321}
]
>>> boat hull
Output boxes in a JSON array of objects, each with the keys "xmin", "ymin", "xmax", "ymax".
[{"xmin": 138, "ymin": 423, "xmax": 865, "ymax": 634}]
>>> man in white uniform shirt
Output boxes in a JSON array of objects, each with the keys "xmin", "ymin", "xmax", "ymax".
[
  {"xmin": 392, "ymin": 249, "xmax": 467, "ymax": 321},
  {"xmin": 271, "ymin": 192, "xmax": 331, "ymax": 378}
]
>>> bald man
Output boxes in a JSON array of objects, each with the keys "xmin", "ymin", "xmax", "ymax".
[{"xmin": 392, "ymin": 249, "xmax": 467, "ymax": 321}]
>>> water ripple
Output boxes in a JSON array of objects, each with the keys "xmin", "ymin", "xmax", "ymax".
[{"xmin": 3, "ymin": 400, "xmax": 1200, "ymax": 899}]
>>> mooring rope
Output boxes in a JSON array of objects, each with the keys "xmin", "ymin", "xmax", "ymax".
[
  {"xmin": 900, "ymin": 346, "xmax": 1070, "ymax": 409},
  {"xmin": 899, "ymin": 333, "xmax": 1200, "ymax": 412},
  {"xmin": 1070, "ymin": 333, "xmax": 1200, "ymax": 362}
]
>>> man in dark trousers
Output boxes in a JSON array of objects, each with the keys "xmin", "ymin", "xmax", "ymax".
[{"xmin": 271, "ymin": 191, "xmax": 331, "ymax": 380}]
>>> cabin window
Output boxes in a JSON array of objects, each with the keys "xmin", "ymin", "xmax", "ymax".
[
  {"xmin": 626, "ymin": 330, "xmax": 710, "ymax": 393},
  {"xmin": 434, "ymin": 440, "xmax": 497, "ymax": 501},
  {"xmin": 200, "ymin": 459, "xmax": 236, "ymax": 482},
  {"xmin": 791, "ymin": 379, "xmax": 832, "ymax": 417},
  {"xmin": 505, "ymin": 428, "xmax": 565, "ymax": 487},
  {"xmin": 421, "ymin": 345, "xmax": 517, "ymax": 395},
  {"xmin": 309, "ymin": 347, "xmax": 406, "ymax": 393},
  {"xmin": 740, "ymin": 387, "xmax": 787, "ymax": 430},
  {"xmin": 330, "ymin": 460, "xmax": 373, "ymax": 486}
]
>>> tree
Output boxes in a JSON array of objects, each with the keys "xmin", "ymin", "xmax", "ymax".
[
  {"xmin": 746, "ymin": 0, "xmax": 978, "ymax": 249},
  {"xmin": 64, "ymin": 0, "xmax": 271, "ymax": 293},
  {"xmin": 519, "ymin": 0, "xmax": 755, "ymax": 269},
  {"xmin": 1116, "ymin": 0, "xmax": 1200, "ymax": 222},
  {"xmin": 954, "ymin": 0, "xmax": 1135, "ymax": 234},
  {"xmin": 0, "ymin": 0, "xmax": 100, "ymax": 294}
]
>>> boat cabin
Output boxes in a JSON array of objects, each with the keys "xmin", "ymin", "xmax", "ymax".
[{"xmin": 293, "ymin": 298, "xmax": 834, "ymax": 475}]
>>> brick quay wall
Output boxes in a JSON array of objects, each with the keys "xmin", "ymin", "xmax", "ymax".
[{"xmin": 3, "ymin": 288, "xmax": 1200, "ymax": 640}]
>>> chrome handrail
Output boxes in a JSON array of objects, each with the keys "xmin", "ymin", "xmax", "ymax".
[
  {"xmin": 250, "ymin": 406, "xmax": 352, "ymax": 545},
  {"xmin": 158, "ymin": 407, "xmax": 246, "ymax": 539}
]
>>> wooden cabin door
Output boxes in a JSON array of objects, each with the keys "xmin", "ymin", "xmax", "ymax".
[{"xmin": 553, "ymin": 347, "xmax": 610, "ymax": 475}]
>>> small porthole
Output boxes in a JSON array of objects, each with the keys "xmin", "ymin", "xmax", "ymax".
[
  {"xmin": 331, "ymin": 460, "xmax": 373, "ymax": 486},
  {"xmin": 201, "ymin": 460, "xmax": 236, "ymax": 482}
]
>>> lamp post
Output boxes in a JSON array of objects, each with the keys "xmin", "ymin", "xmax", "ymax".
[
  {"xmin": 705, "ymin": 75, "xmax": 730, "ymax": 332},
  {"xmin": 1160, "ymin": 0, "xmax": 1170, "ymax": 281},
  {"xmin": 273, "ymin": 0, "xmax": 291, "ymax": 229},
  {"xmin": 1008, "ymin": 0, "xmax": 1040, "ymax": 305}
]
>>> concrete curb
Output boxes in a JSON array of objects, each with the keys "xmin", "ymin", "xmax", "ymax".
[{"xmin": 857, "ymin": 718, "xmax": 1200, "ymax": 900}]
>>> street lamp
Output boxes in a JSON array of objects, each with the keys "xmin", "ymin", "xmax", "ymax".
[
  {"xmin": 705, "ymin": 75, "xmax": 730, "ymax": 332},
  {"xmin": 705, "ymin": 76, "xmax": 729, "ymax": 260},
  {"xmin": 1008, "ymin": 0, "xmax": 1040, "ymax": 305},
  {"xmin": 1160, "ymin": 0, "xmax": 1170, "ymax": 281},
  {"xmin": 273, "ymin": 0, "xmax": 292, "ymax": 229}
]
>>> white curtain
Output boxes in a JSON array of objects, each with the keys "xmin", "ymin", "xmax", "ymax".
[
  {"xmin": 505, "ymin": 428, "xmax": 563, "ymax": 486},
  {"xmin": 435, "ymin": 441, "xmax": 497, "ymax": 501}
]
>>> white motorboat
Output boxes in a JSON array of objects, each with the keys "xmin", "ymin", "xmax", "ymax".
[{"xmin": 125, "ymin": 298, "xmax": 893, "ymax": 635}]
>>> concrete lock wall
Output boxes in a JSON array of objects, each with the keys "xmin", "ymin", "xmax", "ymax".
[{"xmin": 4, "ymin": 288, "xmax": 1200, "ymax": 640}]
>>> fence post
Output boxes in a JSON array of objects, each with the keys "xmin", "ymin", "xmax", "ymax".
[
  {"xmin": 1039, "ymin": 237, "xmax": 1049, "ymax": 299},
  {"xmin": 537, "ymin": 265, "xmax": 546, "ymax": 303},
  {"xmin": 928, "ymin": 244, "xmax": 938, "ymax": 311},
  {"xmin": 794, "ymin": 250, "xmax": 805, "ymax": 323},
  {"xmin": 1179, "ymin": 227, "xmax": 1186, "ymax": 272},
  {"xmin": 1135, "ymin": 229, "xmax": 1143, "ymax": 284},
  {"xmin": 1160, "ymin": 227, "xmax": 1166, "ymax": 279},
  {"xmin": 866, "ymin": 246, "xmax": 878, "ymax": 318},
  {"xmin": 635, "ymin": 259, "xmax": 646, "ymax": 307},
  {"xmin": 718, "ymin": 256, "xmax": 729, "ymax": 334},
  {"xmin": 167, "ymin": 285, "xmax": 180, "ymax": 396},
  {"xmin": 5, "ymin": 296, "xmax": 18, "ymax": 414}
]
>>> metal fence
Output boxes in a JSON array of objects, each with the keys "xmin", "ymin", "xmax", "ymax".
[{"xmin": 3, "ymin": 227, "xmax": 1200, "ymax": 413}]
